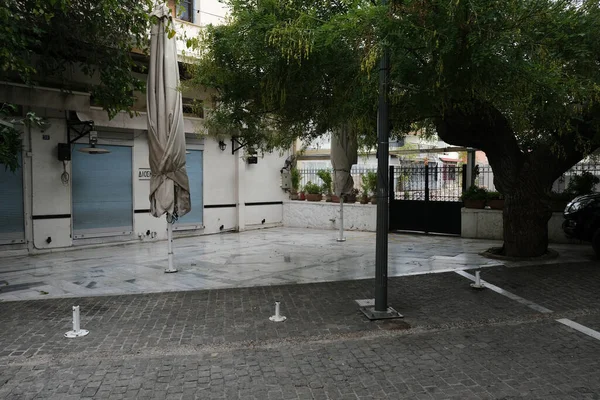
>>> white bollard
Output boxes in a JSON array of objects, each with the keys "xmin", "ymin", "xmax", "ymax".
[
  {"xmin": 64, "ymin": 306, "xmax": 90, "ymax": 338},
  {"xmin": 470, "ymin": 270, "xmax": 485, "ymax": 290},
  {"xmin": 269, "ymin": 301, "xmax": 287, "ymax": 322}
]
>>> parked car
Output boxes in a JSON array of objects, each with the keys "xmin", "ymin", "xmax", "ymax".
[{"xmin": 563, "ymin": 193, "xmax": 600, "ymax": 256}]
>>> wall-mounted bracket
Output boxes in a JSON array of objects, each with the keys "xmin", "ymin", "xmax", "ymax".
[
  {"xmin": 231, "ymin": 136, "xmax": 248, "ymax": 155},
  {"xmin": 67, "ymin": 120, "xmax": 94, "ymax": 145}
]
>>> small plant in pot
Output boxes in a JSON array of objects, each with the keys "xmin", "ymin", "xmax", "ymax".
[
  {"xmin": 290, "ymin": 167, "xmax": 301, "ymax": 200},
  {"xmin": 317, "ymin": 170, "xmax": 333, "ymax": 202},
  {"xmin": 304, "ymin": 181, "xmax": 323, "ymax": 202},
  {"xmin": 344, "ymin": 188, "xmax": 359, "ymax": 204},
  {"xmin": 461, "ymin": 186, "xmax": 488, "ymax": 209},
  {"xmin": 362, "ymin": 171, "xmax": 378, "ymax": 204},
  {"xmin": 486, "ymin": 191, "xmax": 504, "ymax": 210}
]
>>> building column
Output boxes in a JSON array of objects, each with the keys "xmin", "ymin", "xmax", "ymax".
[
  {"xmin": 466, "ymin": 149, "xmax": 476, "ymax": 190},
  {"xmin": 235, "ymin": 149, "xmax": 246, "ymax": 232}
]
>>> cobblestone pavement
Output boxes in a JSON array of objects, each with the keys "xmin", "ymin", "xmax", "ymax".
[{"xmin": 1, "ymin": 261, "xmax": 600, "ymax": 399}]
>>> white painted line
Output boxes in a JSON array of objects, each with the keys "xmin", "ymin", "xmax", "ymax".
[
  {"xmin": 454, "ymin": 270, "xmax": 554, "ymax": 314},
  {"xmin": 556, "ymin": 319, "xmax": 600, "ymax": 341}
]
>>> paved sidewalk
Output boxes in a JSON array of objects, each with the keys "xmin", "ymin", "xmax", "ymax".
[
  {"xmin": 0, "ymin": 228, "xmax": 594, "ymax": 301},
  {"xmin": 1, "ymin": 261, "xmax": 600, "ymax": 399}
]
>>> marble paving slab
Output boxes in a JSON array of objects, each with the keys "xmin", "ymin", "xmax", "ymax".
[{"xmin": 0, "ymin": 227, "xmax": 594, "ymax": 301}]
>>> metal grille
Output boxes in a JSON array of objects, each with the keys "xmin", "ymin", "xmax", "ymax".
[
  {"xmin": 299, "ymin": 167, "xmax": 378, "ymax": 192},
  {"xmin": 391, "ymin": 164, "xmax": 464, "ymax": 201},
  {"xmin": 475, "ymin": 163, "xmax": 600, "ymax": 194}
]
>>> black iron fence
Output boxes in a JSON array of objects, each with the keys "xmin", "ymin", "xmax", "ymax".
[
  {"xmin": 299, "ymin": 161, "xmax": 600, "ymax": 199},
  {"xmin": 298, "ymin": 166, "xmax": 378, "ymax": 194},
  {"xmin": 475, "ymin": 163, "xmax": 600, "ymax": 194},
  {"xmin": 391, "ymin": 164, "xmax": 465, "ymax": 201}
]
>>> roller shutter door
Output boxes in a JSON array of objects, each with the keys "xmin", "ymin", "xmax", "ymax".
[
  {"xmin": 174, "ymin": 149, "xmax": 203, "ymax": 229},
  {"xmin": 0, "ymin": 154, "xmax": 24, "ymax": 243},
  {"xmin": 72, "ymin": 144, "xmax": 133, "ymax": 238}
]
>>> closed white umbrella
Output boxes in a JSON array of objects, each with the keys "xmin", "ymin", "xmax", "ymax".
[
  {"xmin": 147, "ymin": 4, "xmax": 191, "ymax": 273},
  {"xmin": 331, "ymin": 129, "xmax": 358, "ymax": 242}
]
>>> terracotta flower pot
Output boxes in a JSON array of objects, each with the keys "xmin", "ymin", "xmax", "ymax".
[
  {"xmin": 331, "ymin": 195, "xmax": 340, "ymax": 203},
  {"xmin": 464, "ymin": 199, "xmax": 486, "ymax": 209},
  {"xmin": 344, "ymin": 194, "xmax": 356, "ymax": 204},
  {"xmin": 487, "ymin": 199, "xmax": 504, "ymax": 210},
  {"xmin": 360, "ymin": 196, "xmax": 369, "ymax": 204},
  {"xmin": 299, "ymin": 192, "xmax": 306, "ymax": 200},
  {"xmin": 306, "ymin": 193, "xmax": 323, "ymax": 202}
]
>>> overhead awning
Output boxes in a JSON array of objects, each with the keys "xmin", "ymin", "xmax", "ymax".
[
  {"xmin": 76, "ymin": 108, "xmax": 202, "ymax": 134},
  {"xmin": 0, "ymin": 81, "xmax": 90, "ymax": 112}
]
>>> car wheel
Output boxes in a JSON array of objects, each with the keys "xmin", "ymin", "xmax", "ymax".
[{"xmin": 593, "ymin": 229, "xmax": 600, "ymax": 258}]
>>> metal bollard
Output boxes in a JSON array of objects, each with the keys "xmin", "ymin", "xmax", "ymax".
[
  {"xmin": 470, "ymin": 270, "xmax": 485, "ymax": 290},
  {"xmin": 64, "ymin": 306, "xmax": 90, "ymax": 338},
  {"xmin": 269, "ymin": 301, "xmax": 287, "ymax": 322}
]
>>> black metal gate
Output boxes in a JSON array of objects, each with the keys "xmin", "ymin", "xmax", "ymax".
[{"xmin": 389, "ymin": 164, "xmax": 465, "ymax": 235}]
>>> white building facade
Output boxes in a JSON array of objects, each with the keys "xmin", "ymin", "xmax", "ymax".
[{"xmin": 0, "ymin": 1, "xmax": 292, "ymax": 256}]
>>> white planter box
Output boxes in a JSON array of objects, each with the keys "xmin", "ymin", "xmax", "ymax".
[
  {"xmin": 283, "ymin": 200, "xmax": 376, "ymax": 231},
  {"xmin": 461, "ymin": 208, "xmax": 579, "ymax": 244}
]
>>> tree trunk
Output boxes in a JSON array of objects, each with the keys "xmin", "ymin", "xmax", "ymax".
[{"xmin": 502, "ymin": 186, "xmax": 552, "ymax": 257}]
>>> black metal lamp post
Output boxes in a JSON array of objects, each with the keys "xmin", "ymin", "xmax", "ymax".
[{"xmin": 360, "ymin": 0, "xmax": 402, "ymax": 320}]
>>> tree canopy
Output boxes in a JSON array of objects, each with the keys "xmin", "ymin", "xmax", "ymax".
[
  {"xmin": 0, "ymin": 0, "xmax": 155, "ymax": 170},
  {"xmin": 1, "ymin": 0, "xmax": 153, "ymax": 116},
  {"xmin": 192, "ymin": 0, "xmax": 600, "ymax": 257}
]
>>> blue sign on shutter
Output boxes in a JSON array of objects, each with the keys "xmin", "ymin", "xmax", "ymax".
[
  {"xmin": 175, "ymin": 149, "xmax": 203, "ymax": 228},
  {"xmin": 0, "ymin": 153, "xmax": 24, "ymax": 243},
  {"xmin": 72, "ymin": 144, "xmax": 133, "ymax": 237}
]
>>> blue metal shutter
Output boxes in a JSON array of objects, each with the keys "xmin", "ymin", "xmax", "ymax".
[
  {"xmin": 72, "ymin": 144, "xmax": 133, "ymax": 238},
  {"xmin": 0, "ymin": 153, "xmax": 24, "ymax": 243},
  {"xmin": 175, "ymin": 150, "xmax": 203, "ymax": 229}
]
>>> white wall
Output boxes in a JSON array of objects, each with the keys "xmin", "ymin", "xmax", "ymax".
[
  {"xmin": 2, "ymin": 109, "xmax": 290, "ymax": 254},
  {"xmin": 30, "ymin": 115, "xmax": 72, "ymax": 250}
]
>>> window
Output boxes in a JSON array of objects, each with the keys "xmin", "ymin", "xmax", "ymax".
[{"xmin": 178, "ymin": 0, "xmax": 194, "ymax": 23}]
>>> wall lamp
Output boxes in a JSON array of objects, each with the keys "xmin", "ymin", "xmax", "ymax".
[{"xmin": 218, "ymin": 140, "xmax": 227, "ymax": 152}]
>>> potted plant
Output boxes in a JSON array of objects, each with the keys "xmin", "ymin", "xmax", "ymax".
[
  {"xmin": 299, "ymin": 190, "xmax": 306, "ymax": 201},
  {"xmin": 317, "ymin": 170, "xmax": 333, "ymax": 202},
  {"xmin": 290, "ymin": 167, "xmax": 301, "ymax": 200},
  {"xmin": 344, "ymin": 188, "xmax": 359, "ymax": 204},
  {"xmin": 461, "ymin": 186, "xmax": 488, "ymax": 209},
  {"xmin": 487, "ymin": 191, "xmax": 504, "ymax": 210},
  {"xmin": 362, "ymin": 171, "xmax": 378, "ymax": 204},
  {"xmin": 304, "ymin": 181, "xmax": 323, "ymax": 202}
]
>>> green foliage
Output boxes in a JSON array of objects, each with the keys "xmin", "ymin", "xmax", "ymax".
[
  {"xmin": 0, "ymin": 0, "xmax": 154, "ymax": 118},
  {"xmin": 567, "ymin": 171, "xmax": 600, "ymax": 196},
  {"xmin": 0, "ymin": 105, "xmax": 44, "ymax": 171},
  {"xmin": 487, "ymin": 191, "xmax": 503, "ymax": 200},
  {"xmin": 304, "ymin": 181, "xmax": 322, "ymax": 195},
  {"xmin": 316, "ymin": 169, "xmax": 332, "ymax": 194},
  {"xmin": 461, "ymin": 186, "xmax": 488, "ymax": 201},
  {"xmin": 290, "ymin": 167, "xmax": 301, "ymax": 191},
  {"xmin": 191, "ymin": 0, "xmax": 600, "ymax": 165},
  {"xmin": 361, "ymin": 171, "xmax": 377, "ymax": 197}
]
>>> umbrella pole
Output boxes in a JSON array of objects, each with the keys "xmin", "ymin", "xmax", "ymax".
[
  {"xmin": 337, "ymin": 196, "xmax": 346, "ymax": 242},
  {"xmin": 165, "ymin": 214, "xmax": 178, "ymax": 273}
]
